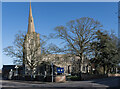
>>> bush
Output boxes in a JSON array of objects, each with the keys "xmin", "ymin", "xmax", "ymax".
[
  {"xmin": 35, "ymin": 75, "xmax": 44, "ymax": 81},
  {"xmin": 67, "ymin": 76, "xmax": 81, "ymax": 81}
]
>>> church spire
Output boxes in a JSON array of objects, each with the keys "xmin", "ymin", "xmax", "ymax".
[{"xmin": 27, "ymin": 1, "xmax": 35, "ymax": 33}]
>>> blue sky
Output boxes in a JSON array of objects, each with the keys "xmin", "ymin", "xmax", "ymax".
[{"xmin": 1, "ymin": 2, "xmax": 118, "ymax": 69}]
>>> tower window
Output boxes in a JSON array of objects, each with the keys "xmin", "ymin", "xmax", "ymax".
[{"xmin": 31, "ymin": 20, "xmax": 32, "ymax": 22}]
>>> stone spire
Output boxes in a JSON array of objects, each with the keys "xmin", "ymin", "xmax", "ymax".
[{"xmin": 27, "ymin": 1, "xmax": 35, "ymax": 33}]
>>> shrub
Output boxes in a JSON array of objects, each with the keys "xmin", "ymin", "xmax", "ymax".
[{"xmin": 67, "ymin": 76, "xmax": 81, "ymax": 81}]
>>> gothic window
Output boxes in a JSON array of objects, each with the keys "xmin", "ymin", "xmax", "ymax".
[
  {"xmin": 82, "ymin": 66, "xmax": 86, "ymax": 71},
  {"xmin": 68, "ymin": 65, "xmax": 70, "ymax": 74}
]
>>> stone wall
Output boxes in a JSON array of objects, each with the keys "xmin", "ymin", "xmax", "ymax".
[
  {"xmin": 0, "ymin": 72, "xmax": 1, "ymax": 79},
  {"xmin": 108, "ymin": 74, "xmax": 120, "ymax": 77},
  {"xmin": 55, "ymin": 75, "xmax": 66, "ymax": 82}
]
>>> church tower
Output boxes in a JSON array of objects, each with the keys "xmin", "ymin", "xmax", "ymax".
[{"xmin": 23, "ymin": 2, "xmax": 41, "ymax": 75}]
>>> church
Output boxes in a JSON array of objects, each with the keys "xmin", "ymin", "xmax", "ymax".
[
  {"xmin": 2, "ymin": 2, "xmax": 91, "ymax": 80},
  {"xmin": 22, "ymin": 2, "xmax": 91, "ymax": 76}
]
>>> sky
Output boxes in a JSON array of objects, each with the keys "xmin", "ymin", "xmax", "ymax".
[{"xmin": 1, "ymin": 2, "xmax": 118, "ymax": 69}]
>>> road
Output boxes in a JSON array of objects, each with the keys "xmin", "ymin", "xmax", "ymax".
[{"xmin": 0, "ymin": 76, "xmax": 120, "ymax": 89}]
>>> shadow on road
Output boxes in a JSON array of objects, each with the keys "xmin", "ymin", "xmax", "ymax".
[
  {"xmin": 1, "ymin": 76, "xmax": 120, "ymax": 89},
  {"xmin": 89, "ymin": 76, "xmax": 120, "ymax": 88},
  {"xmin": 1, "ymin": 87, "xmax": 120, "ymax": 89}
]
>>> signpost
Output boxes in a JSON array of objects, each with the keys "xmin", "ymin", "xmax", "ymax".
[
  {"xmin": 57, "ymin": 67, "xmax": 64, "ymax": 73},
  {"xmin": 51, "ymin": 63, "xmax": 53, "ymax": 82},
  {"xmin": 55, "ymin": 67, "xmax": 65, "ymax": 82}
]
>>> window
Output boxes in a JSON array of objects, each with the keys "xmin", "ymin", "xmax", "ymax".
[{"xmin": 83, "ymin": 66, "xmax": 86, "ymax": 71}]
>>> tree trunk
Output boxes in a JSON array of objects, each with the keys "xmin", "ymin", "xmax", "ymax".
[
  {"xmin": 78, "ymin": 54, "xmax": 83, "ymax": 80},
  {"xmin": 106, "ymin": 65, "xmax": 110, "ymax": 74},
  {"xmin": 103, "ymin": 65, "xmax": 106, "ymax": 74}
]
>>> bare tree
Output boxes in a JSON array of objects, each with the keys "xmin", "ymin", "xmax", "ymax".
[
  {"xmin": 3, "ymin": 31, "xmax": 25, "ymax": 65},
  {"xmin": 23, "ymin": 32, "xmax": 41, "ymax": 75},
  {"xmin": 54, "ymin": 17, "xmax": 103, "ymax": 74},
  {"xmin": 3, "ymin": 31, "xmax": 52, "ymax": 76}
]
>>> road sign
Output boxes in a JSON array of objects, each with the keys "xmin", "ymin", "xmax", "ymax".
[{"xmin": 57, "ymin": 67, "xmax": 64, "ymax": 73}]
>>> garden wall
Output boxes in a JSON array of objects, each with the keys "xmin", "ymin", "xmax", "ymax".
[{"xmin": 108, "ymin": 74, "xmax": 120, "ymax": 77}]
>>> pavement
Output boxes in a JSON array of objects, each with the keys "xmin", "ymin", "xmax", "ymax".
[{"xmin": 0, "ymin": 76, "xmax": 120, "ymax": 89}]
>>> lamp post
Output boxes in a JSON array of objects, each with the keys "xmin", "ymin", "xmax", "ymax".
[{"xmin": 51, "ymin": 62, "xmax": 53, "ymax": 82}]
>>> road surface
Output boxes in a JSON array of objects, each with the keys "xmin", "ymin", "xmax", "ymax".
[{"xmin": 0, "ymin": 76, "xmax": 120, "ymax": 89}]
